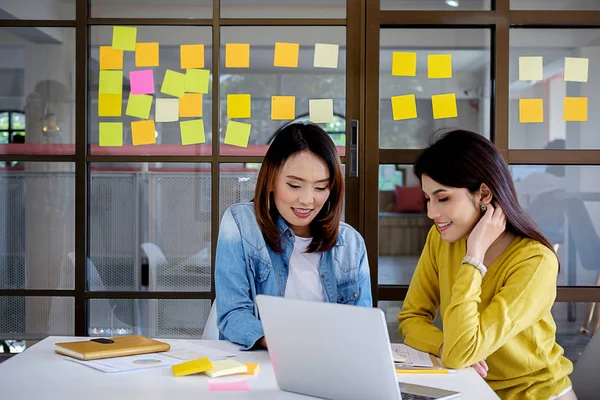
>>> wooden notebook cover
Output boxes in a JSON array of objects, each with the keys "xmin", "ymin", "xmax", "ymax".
[{"xmin": 55, "ymin": 335, "xmax": 170, "ymax": 361}]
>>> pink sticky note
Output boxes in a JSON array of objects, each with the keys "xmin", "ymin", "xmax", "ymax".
[
  {"xmin": 208, "ymin": 380, "xmax": 250, "ymax": 392},
  {"xmin": 130, "ymin": 70, "xmax": 155, "ymax": 95}
]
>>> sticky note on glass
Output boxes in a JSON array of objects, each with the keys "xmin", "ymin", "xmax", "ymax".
[
  {"xmin": 156, "ymin": 98, "xmax": 179, "ymax": 122},
  {"xmin": 126, "ymin": 94, "xmax": 153, "ymax": 119},
  {"xmin": 180, "ymin": 119, "xmax": 206, "ymax": 145},
  {"xmin": 135, "ymin": 42, "xmax": 159, "ymax": 67},
  {"xmin": 161, "ymin": 70, "xmax": 186, "ymax": 98},
  {"xmin": 392, "ymin": 52, "xmax": 416, "ymax": 77},
  {"xmin": 98, "ymin": 93, "xmax": 122, "ymax": 117},
  {"xmin": 99, "ymin": 70, "xmax": 123, "ymax": 94},
  {"xmin": 314, "ymin": 43, "xmax": 339, "ymax": 68},
  {"xmin": 274, "ymin": 42, "xmax": 299, "ymax": 68},
  {"xmin": 519, "ymin": 98, "xmax": 543, "ymax": 123},
  {"xmin": 431, "ymin": 93, "xmax": 458, "ymax": 119},
  {"xmin": 519, "ymin": 56, "xmax": 543, "ymax": 81},
  {"xmin": 130, "ymin": 70, "xmax": 155, "ymax": 95},
  {"xmin": 181, "ymin": 44, "xmax": 205, "ymax": 69},
  {"xmin": 99, "ymin": 122, "xmax": 123, "ymax": 147},
  {"xmin": 227, "ymin": 94, "xmax": 251, "ymax": 119},
  {"xmin": 226, "ymin": 43, "xmax": 250, "ymax": 68},
  {"xmin": 179, "ymin": 93, "xmax": 203, "ymax": 118},
  {"xmin": 112, "ymin": 26, "xmax": 137, "ymax": 51},
  {"xmin": 185, "ymin": 69, "xmax": 210, "ymax": 94},
  {"xmin": 208, "ymin": 380, "xmax": 250, "ymax": 392},
  {"xmin": 309, "ymin": 99, "xmax": 334, "ymax": 124},
  {"xmin": 100, "ymin": 46, "xmax": 123, "ymax": 70},
  {"xmin": 271, "ymin": 96, "xmax": 295, "ymax": 120},
  {"xmin": 172, "ymin": 357, "xmax": 213, "ymax": 377},
  {"xmin": 224, "ymin": 121, "xmax": 251, "ymax": 148},
  {"xmin": 428, "ymin": 54, "xmax": 452, "ymax": 79},
  {"xmin": 564, "ymin": 57, "xmax": 589, "ymax": 82},
  {"xmin": 564, "ymin": 97, "xmax": 588, "ymax": 122},
  {"xmin": 131, "ymin": 120, "xmax": 156, "ymax": 145},
  {"xmin": 391, "ymin": 94, "xmax": 417, "ymax": 120},
  {"xmin": 242, "ymin": 363, "xmax": 260, "ymax": 376}
]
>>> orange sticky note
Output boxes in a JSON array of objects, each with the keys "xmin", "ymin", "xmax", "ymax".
[
  {"xmin": 431, "ymin": 93, "xmax": 458, "ymax": 119},
  {"xmin": 391, "ymin": 94, "xmax": 417, "ymax": 120},
  {"xmin": 224, "ymin": 121, "xmax": 251, "ymax": 148},
  {"xmin": 519, "ymin": 98, "xmax": 543, "ymax": 123},
  {"xmin": 131, "ymin": 120, "xmax": 156, "ymax": 145},
  {"xmin": 242, "ymin": 363, "xmax": 260, "ymax": 375},
  {"xmin": 226, "ymin": 44, "xmax": 250, "ymax": 68},
  {"xmin": 564, "ymin": 97, "xmax": 588, "ymax": 122},
  {"xmin": 100, "ymin": 46, "xmax": 123, "ymax": 70},
  {"xmin": 98, "ymin": 93, "xmax": 122, "ymax": 117},
  {"xmin": 274, "ymin": 42, "xmax": 299, "ymax": 68},
  {"xmin": 181, "ymin": 44, "xmax": 205, "ymax": 69},
  {"xmin": 135, "ymin": 42, "xmax": 159, "ymax": 67},
  {"xmin": 271, "ymin": 96, "xmax": 295, "ymax": 120},
  {"xmin": 392, "ymin": 52, "xmax": 416, "ymax": 77},
  {"xmin": 179, "ymin": 93, "xmax": 203, "ymax": 118},
  {"xmin": 228, "ymin": 94, "xmax": 251, "ymax": 119},
  {"xmin": 428, "ymin": 54, "xmax": 452, "ymax": 79}
]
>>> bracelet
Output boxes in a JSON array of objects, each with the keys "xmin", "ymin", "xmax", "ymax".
[{"xmin": 462, "ymin": 255, "xmax": 487, "ymax": 277}]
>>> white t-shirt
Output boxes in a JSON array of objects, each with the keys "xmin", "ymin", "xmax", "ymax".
[{"xmin": 284, "ymin": 236, "xmax": 326, "ymax": 302}]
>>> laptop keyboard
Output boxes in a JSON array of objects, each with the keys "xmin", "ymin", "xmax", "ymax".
[{"xmin": 400, "ymin": 393, "xmax": 437, "ymax": 400}]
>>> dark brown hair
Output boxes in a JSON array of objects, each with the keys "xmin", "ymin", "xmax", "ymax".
[{"xmin": 254, "ymin": 123, "xmax": 344, "ymax": 253}]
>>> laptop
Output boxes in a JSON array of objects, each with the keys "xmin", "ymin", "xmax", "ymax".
[{"xmin": 256, "ymin": 295, "xmax": 460, "ymax": 400}]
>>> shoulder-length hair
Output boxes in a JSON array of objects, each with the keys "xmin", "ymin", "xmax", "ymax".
[{"xmin": 254, "ymin": 122, "xmax": 344, "ymax": 253}]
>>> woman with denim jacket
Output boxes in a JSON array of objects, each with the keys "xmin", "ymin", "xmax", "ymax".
[{"xmin": 215, "ymin": 122, "xmax": 372, "ymax": 350}]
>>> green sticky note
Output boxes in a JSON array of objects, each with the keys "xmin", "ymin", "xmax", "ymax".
[
  {"xmin": 112, "ymin": 26, "xmax": 137, "ymax": 51},
  {"xmin": 99, "ymin": 70, "xmax": 123, "ymax": 94},
  {"xmin": 185, "ymin": 69, "xmax": 210, "ymax": 94},
  {"xmin": 161, "ymin": 69, "xmax": 186, "ymax": 98},
  {"xmin": 125, "ymin": 94, "xmax": 153, "ymax": 119},
  {"xmin": 180, "ymin": 119, "xmax": 206, "ymax": 145},
  {"xmin": 224, "ymin": 121, "xmax": 251, "ymax": 148},
  {"xmin": 99, "ymin": 122, "xmax": 123, "ymax": 147}
]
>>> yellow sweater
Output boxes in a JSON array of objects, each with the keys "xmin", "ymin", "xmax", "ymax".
[{"xmin": 398, "ymin": 226, "xmax": 573, "ymax": 400}]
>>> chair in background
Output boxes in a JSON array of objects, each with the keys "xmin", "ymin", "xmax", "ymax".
[
  {"xmin": 202, "ymin": 302, "xmax": 219, "ymax": 340},
  {"xmin": 570, "ymin": 331, "xmax": 600, "ymax": 400}
]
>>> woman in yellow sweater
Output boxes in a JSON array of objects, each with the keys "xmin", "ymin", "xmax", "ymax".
[{"xmin": 398, "ymin": 129, "xmax": 576, "ymax": 400}]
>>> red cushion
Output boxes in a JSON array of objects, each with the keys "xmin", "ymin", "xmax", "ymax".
[{"xmin": 394, "ymin": 185, "xmax": 426, "ymax": 213}]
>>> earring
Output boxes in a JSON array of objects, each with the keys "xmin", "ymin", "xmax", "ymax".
[{"xmin": 480, "ymin": 204, "xmax": 487, "ymax": 212}]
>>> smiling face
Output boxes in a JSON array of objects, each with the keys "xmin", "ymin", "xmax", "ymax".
[{"xmin": 272, "ymin": 150, "xmax": 331, "ymax": 238}]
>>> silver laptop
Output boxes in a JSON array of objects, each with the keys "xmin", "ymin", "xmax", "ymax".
[{"xmin": 256, "ymin": 295, "xmax": 460, "ymax": 400}]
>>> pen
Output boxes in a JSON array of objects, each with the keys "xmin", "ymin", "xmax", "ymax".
[{"xmin": 396, "ymin": 369, "xmax": 456, "ymax": 374}]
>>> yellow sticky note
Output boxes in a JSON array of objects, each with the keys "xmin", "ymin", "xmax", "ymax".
[
  {"xmin": 428, "ymin": 54, "xmax": 452, "ymax": 79},
  {"xmin": 112, "ymin": 26, "xmax": 137, "ymax": 51},
  {"xmin": 564, "ymin": 97, "xmax": 588, "ymax": 122},
  {"xmin": 309, "ymin": 99, "xmax": 334, "ymax": 124},
  {"xmin": 99, "ymin": 70, "xmax": 123, "ymax": 94},
  {"xmin": 271, "ymin": 96, "xmax": 295, "ymax": 120},
  {"xmin": 181, "ymin": 44, "xmax": 205, "ymax": 69},
  {"xmin": 224, "ymin": 121, "xmax": 251, "ymax": 148},
  {"xmin": 100, "ymin": 46, "xmax": 123, "ymax": 70},
  {"xmin": 179, "ymin": 93, "xmax": 203, "ymax": 118},
  {"xmin": 226, "ymin": 43, "xmax": 250, "ymax": 68},
  {"xmin": 180, "ymin": 119, "xmax": 206, "ymax": 145},
  {"xmin": 125, "ymin": 94, "xmax": 153, "ymax": 119},
  {"xmin": 391, "ymin": 94, "xmax": 417, "ymax": 120},
  {"xmin": 274, "ymin": 42, "xmax": 299, "ymax": 68},
  {"xmin": 172, "ymin": 357, "xmax": 213, "ymax": 377},
  {"xmin": 185, "ymin": 69, "xmax": 210, "ymax": 94},
  {"xmin": 392, "ymin": 52, "xmax": 416, "ymax": 77},
  {"xmin": 98, "ymin": 93, "xmax": 122, "ymax": 117},
  {"xmin": 99, "ymin": 122, "xmax": 123, "ymax": 147},
  {"xmin": 227, "ymin": 94, "xmax": 251, "ymax": 119},
  {"xmin": 205, "ymin": 359, "xmax": 248, "ymax": 378},
  {"xmin": 155, "ymin": 98, "xmax": 179, "ymax": 122},
  {"xmin": 131, "ymin": 120, "xmax": 156, "ymax": 145},
  {"xmin": 161, "ymin": 69, "xmax": 186, "ymax": 98},
  {"xmin": 564, "ymin": 57, "xmax": 589, "ymax": 83},
  {"xmin": 519, "ymin": 56, "xmax": 543, "ymax": 81},
  {"xmin": 519, "ymin": 98, "xmax": 543, "ymax": 123},
  {"xmin": 242, "ymin": 363, "xmax": 260, "ymax": 376},
  {"xmin": 314, "ymin": 43, "xmax": 339, "ymax": 68},
  {"xmin": 431, "ymin": 93, "xmax": 458, "ymax": 119},
  {"xmin": 135, "ymin": 42, "xmax": 159, "ymax": 67}
]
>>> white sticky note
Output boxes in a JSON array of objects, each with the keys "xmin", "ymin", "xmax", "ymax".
[
  {"xmin": 314, "ymin": 43, "xmax": 339, "ymax": 68},
  {"xmin": 519, "ymin": 56, "xmax": 543, "ymax": 81},
  {"xmin": 564, "ymin": 57, "xmax": 589, "ymax": 82},
  {"xmin": 309, "ymin": 99, "xmax": 334, "ymax": 124},
  {"xmin": 155, "ymin": 98, "xmax": 179, "ymax": 122}
]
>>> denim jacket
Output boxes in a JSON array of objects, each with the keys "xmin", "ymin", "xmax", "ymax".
[{"xmin": 215, "ymin": 203, "xmax": 372, "ymax": 349}]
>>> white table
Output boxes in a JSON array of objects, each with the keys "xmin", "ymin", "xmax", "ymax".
[{"xmin": 0, "ymin": 337, "xmax": 499, "ymax": 400}]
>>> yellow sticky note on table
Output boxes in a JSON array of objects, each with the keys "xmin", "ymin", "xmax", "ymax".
[
  {"xmin": 161, "ymin": 69, "xmax": 186, "ymax": 98},
  {"xmin": 99, "ymin": 122, "xmax": 123, "ymax": 147},
  {"xmin": 126, "ymin": 94, "xmax": 153, "ymax": 119},
  {"xmin": 99, "ymin": 70, "xmax": 123, "ymax": 94},
  {"xmin": 224, "ymin": 121, "xmax": 251, "ymax": 148},
  {"xmin": 185, "ymin": 69, "xmax": 210, "ymax": 94},
  {"xmin": 242, "ymin": 363, "xmax": 260, "ymax": 376},
  {"xmin": 391, "ymin": 94, "xmax": 417, "ymax": 120},
  {"xmin": 309, "ymin": 99, "xmax": 334, "ymax": 124},
  {"xmin": 179, "ymin": 93, "xmax": 203, "ymax": 117},
  {"xmin": 181, "ymin": 44, "xmax": 205, "ymax": 69},
  {"xmin": 564, "ymin": 97, "xmax": 588, "ymax": 122},
  {"xmin": 228, "ymin": 94, "xmax": 251, "ymax": 119},
  {"xmin": 431, "ymin": 93, "xmax": 458, "ymax": 119},
  {"xmin": 226, "ymin": 43, "xmax": 250, "ymax": 68},
  {"xmin": 392, "ymin": 52, "xmax": 416, "ymax": 77},
  {"xmin": 519, "ymin": 56, "xmax": 543, "ymax": 81},
  {"xmin": 180, "ymin": 119, "xmax": 206, "ymax": 145},
  {"xmin": 112, "ymin": 26, "xmax": 137, "ymax": 51},
  {"xmin": 100, "ymin": 46, "xmax": 123, "ymax": 70},
  {"xmin": 131, "ymin": 120, "xmax": 156, "ymax": 145},
  {"xmin": 271, "ymin": 96, "xmax": 295, "ymax": 120},
  {"xmin": 314, "ymin": 43, "xmax": 339, "ymax": 68},
  {"xmin": 135, "ymin": 42, "xmax": 159, "ymax": 67},
  {"xmin": 564, "ymin": 57, "xmax": 589, "ymax": 83},
  {"xmin": 172, "ymin": 357, "xmax": 213, "ymax": 377},
  {"xmin": 205, "ymin": 359, "xmax": 248, "ymax": 378},
  {"xmin": 274, "ymin": 42, "xmax": 299, "ymax": 68},
  {"xmin": 519, "ymin": 98, "xmax": 543, "ymax": 123},
  {"xmin": 428, "ymin": 54, "xmax": 452, "ymax": 79},
  {"xmin": 98, "ymin": 93, "xmax": 122, "ymax": 117}
]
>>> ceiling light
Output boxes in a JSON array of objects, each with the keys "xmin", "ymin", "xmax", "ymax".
[{"xmin": 445, "ymin": 0, "xmax": 459, "ymax": 7}]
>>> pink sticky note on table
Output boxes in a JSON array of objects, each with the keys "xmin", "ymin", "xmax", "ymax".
[
  {"xmin": 208, "ymin": 380, "xmax": 250, "ymax": 392},
  {"xmin": 130, "ymin": 70, "xmax": 154, "ymax": 95}
]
